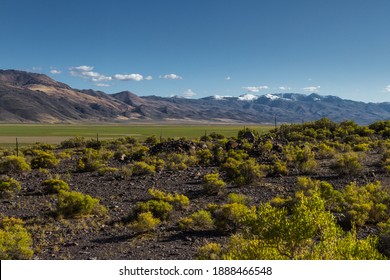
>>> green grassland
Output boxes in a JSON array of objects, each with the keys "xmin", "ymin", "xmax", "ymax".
[{"xmin": 0, "ymin": 124, "xmax": 272, "ymax": 146}]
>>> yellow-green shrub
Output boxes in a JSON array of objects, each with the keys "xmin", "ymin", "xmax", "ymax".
[
  {"xmin": 179, "ymin": 210, "xmax": 214, "ymax": 231},
  {"xmin": 314, "ymin": 143, "xmax": 336, "ymax": 159},
  {"xmin": 133, "ymin": 200, "xmax": 173, "ymax": 221},
  {"xmin": 148, "ymin": 188, "xmax": 189, "ymax": 210},
  {"xmin": 97, "ymin": 166, "xmax": 119, "ymax": 176},
  {"xmin": 210, "ymin": 203, "xmax": 256, "ymax": 232},
  {"xmin": 130, "ymin": 211, "xmax": 160, "ymax": 233},
  {"xmin": 283, "ymin": 144, "xmax": 317, "ymax": 174},
  {"xmin": 30, "ymin": 150, "xmax": 59, "ymax": 169},
  {"xmin": 56, "ymin": 190, "xmax": 107, "ymax": 218},
  {"xmin": 0, "ymin": 217, "xmax": 33, "ymax": 260},
  {"xmin": 42, "ymin": 179, "xmax": 70, "ymax": 194},
  {"xmin": 203, "ymin": 173, "xmax": 226, "ymax": 194},
  {"xmin": 227, "ymin": 193, "xmax": 250, "ymax": 205},
  {"xmin": 330, "ymin": 152, "xmax": 362, "ymax": 176},
  {"xmin": 77, "ymin": 148, "xmax": 105, "ymax": 172},
  {"xmin": 197, "ymin": 149, "xmax": 214, "ymax": 166},
  {"xmin": 221, "ymin": 157, "xmax": 265, "ymax": 186},
  {"xmin": 339, "ymin": 181, "xmax": 389, "ymax": 226},
  {"xmin": 197, "ymin": 243, "xmax": 222, "ymax": 260},
  {"xmin": 198, "ymin": 191, "xmax": 384, "ymax": 260},
  {"xmin": 131, "ymin": 161, "xmax": 156, "ymax": 176},
  {"xmin": 0, "ymin": 156, "xmax": 31, "ymax": 174},
  {"xmin": 0, "ymin": 176, "xmax": 21, "ymax": 198}
]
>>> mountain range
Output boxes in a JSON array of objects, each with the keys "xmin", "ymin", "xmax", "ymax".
[{"xmin": 1, "ymin": 69, "xmax": 390, "ymax": 124}]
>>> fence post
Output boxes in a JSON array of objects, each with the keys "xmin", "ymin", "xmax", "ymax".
[{"xmin": 16, "ymin": 137, "xmax": 19, "ymax": 157}]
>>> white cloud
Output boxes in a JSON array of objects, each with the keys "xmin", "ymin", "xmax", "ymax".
[
  {"xmin": 94, "ymin": 83, "xmax": 110, "ymax": 87},
  {"xmin": 144, "ymin": 75, "xmax": 153, "ymax": 81},
  {"xmin": 225, "ymin": 76, "xmax": 231, "ymax": 80},
  {"xmin": 73, "ymin": 65, "xmax": 94, "ymax": 72},
  {"xmin": 50, "ymin": 69, "xmax": 62, "ymax": 74},
  {"xmin": 182, "ymin": 89, "xmax": 197, "ymax": 98},
  {"xmin": 159, "ymin": 74, "xmax": 183, "ymax": 80},
  {"xmin": 279, "ymin": 86, "xmax": 291, "ymax": 91},
  {"xmin": 385, "ymin": 85, "xmax": 390, "ymax": 92},
  {"xmin": 303, "ymin": 86, "xmax": 321, "ymax": 93},
  {"xmin": 114, "ymin": 73, "xmax": 144, "ymax": 81},
  {"xmin": 69, "ymin": 66, "xmax": 112, "ymax": 82},
  {"xmin": 242, "ymin": 86, "xmax": 269, "ymax": 93}
]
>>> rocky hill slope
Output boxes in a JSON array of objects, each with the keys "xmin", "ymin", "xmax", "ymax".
[{"xmin": 1, "ymin": 69, "xmax": 390, "ymax": 124}]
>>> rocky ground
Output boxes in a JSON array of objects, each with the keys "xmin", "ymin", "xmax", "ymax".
[{"xmin": 1, "ymin": 148, "xmax": 388, "ymax": 260}]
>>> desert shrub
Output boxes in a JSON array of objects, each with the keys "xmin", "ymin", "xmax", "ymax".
[
  {"xmin": 200, "ymin": 135, "xmax": 212, "ymax": 142},
  {"xmin": 221, "ymin": 157, "xmax": 265, "ymax": 186},
  {"xmin": 297, "ymin": 177, "xmax": 334, "ymax": 199},
  {"xmin": 369, "ymin": 120, "xmax": 390, "ymax": 137},
  {"xmin": 86, "ymin": 138, "xmax": 102, "ymax": 149},
  {"xmin": 30, "ymin": 150, "xmax": 59, "ymax": 169},
  {"xmin": 353, "ymin": 143, "xmax": 370, "ymax": 152},
  {"xmin": 283, "ymin": 144, "xmax": 317, "ymax": 174},
  {"xmin": 240, "ymin": 139, "xmax": 254, "ymax": 151},
  {"xmin": 330, "ymin": 152, "xmax": 362, "ymax": 176},
  {"xmin": 97, "ymin": 166, "xmax": 119, "ymax": 176},
  {"xmin": 208, "ymin": 132, "xmax": 226, "ymax": 140},
  {"xmin": 0, "ymin": 217, "xmax": 33, "ymax": 260},
  {"xmin": 331, "ymin": 142, "xmax": 353, "ymax": 153},
  {"xmin": 124, "ymin": 136, "xmax": 138, "ymax": 145},
  {"xmin": 227, "ymin": 193, "xmax": 250, "ymax": 205},
  {"xmin": 164, "ymin": 153, "xmax": 198, "ymax": 171},
  {"xmin": 127, "ymin": 145, "xmax": 149, "ymax": 161},
  {"xmin": 197, "ymin": 243, "xmax": 222, "ymax": 260},
  {"xmin": 0, "ymin": 156, "xmax": 31, "ymax": 174},
  {"xmin": 144, "ymin": 135, "xmax": 159, "ymax": 146},
  {"xmin": 56, "ymin": 190, "xmax": 107, "ymax": 218},
  {"xmin": 130, "ymin": 211, "xmax": 160, "ymax": 233},
  {"xmin": 77, "ymin": 148, "xmax": 105, "ymax": 172},
  {"xmin": 203, "ymin": 173, "xmax": 226, "ymax": 194},
  {"xmin": 148, "ymin": 188, "xmax": 190, "ymax": 210},
  {"xmin": 378, "ymin": 219, "xmax": 390, "ymax": 257},
  {"xmin": 381, "ymin": 149, "xmax": 390, "ymax": 172},
  {"xmin": 0, "ymin": 176, "xmax": 22, "ymax": 198},
  {"xmin": 197, "ymin": 149, "xmax": 214, "ymax": 166},
  {"xmin": 268, "ymin": 157, "xmax": 289, "ymax": 176},
  {"xmin": 60, "ymin": 136, "xmax": 86, "ymax": 148},
  {"xmin": 121, "ymin": 165, "xmax": 133, "ymax": 179},
  {"xmin": 210, "ymin": 203, "xmax": 256, "ymax": 233},
  {"xmin": 143, "ymin": 156, "xmax": 165, "ymax": 172},
  {"xmin": 314, "ymin": 143, "xmax": 336, "ymax": 159},
  {"xmin": 57, "ymin": 151, "xmax": 72, "ymax": 160},
  {"xmin": 226, "ymin": 149, "xmax": 249, "ymax": 161},
  {"xmin": 42, "ymin": 179, "xmax": 70, "ymax": 194},
  {"xmin": 131, "ymin": 161, "xmax": 156, "ymax": 176},
  {"xmin": 165, "ymin": 193, "xmax": 189, "ymax": 210},
  {"xmin": 31, "ymin": 143, "xmax": 55, "ymax": 151},
  {"xmin": 133, "ymin": 200, "xmax": 173, "ymax": 221},
  {"xmin": 338, "ymin": 181, "xmax": 390, "ymax": 226},
  {"xmin": 112, "ymin": 145, "xmax": 130, "ymax": 161},
  {"xmin": 179, "ymin": 210, "xmax": 214, "ymax": 231},
  {"xmin": 198, "ymin": 190, "xmax": 384, "ymax": 260}
]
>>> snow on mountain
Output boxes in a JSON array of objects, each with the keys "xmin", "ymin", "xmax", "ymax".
[
  {"xmin": 214, "ymin": 95, "xmax": 233, "ymax": 100},
  {"xmin": 264, "ymin": 94, "xmax": 281, "ymax": 100},
  {"xmin": 238, "ymin": 94, "xmax": 259, "ymax": 101}
]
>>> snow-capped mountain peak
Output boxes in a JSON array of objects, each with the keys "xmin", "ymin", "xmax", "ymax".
[
  {"xmin": 264, "ymin": 94, "xmax": 281, "ymax": 100},
  {"xmin": 238, "ymin": 93, "xmax": 259, "ymax": 101}
]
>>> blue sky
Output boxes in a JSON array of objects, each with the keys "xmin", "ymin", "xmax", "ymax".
[{"xmin": 1, "ymin": 0, "xmax": 390, "ymax": 102}]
